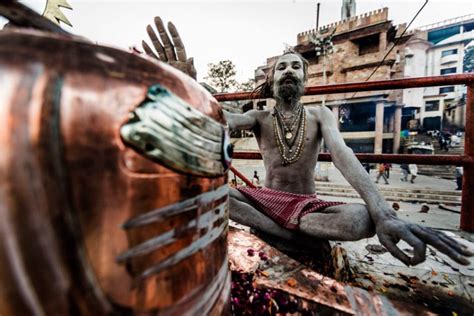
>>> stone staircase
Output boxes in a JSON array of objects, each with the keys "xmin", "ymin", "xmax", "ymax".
[
  {"xmin": 416, "ymin": 135, "xmax": 464, "ymax": 180},
  {"xmin": 315, "ymin": 182, "xmax": 461, "ymax": 206}
]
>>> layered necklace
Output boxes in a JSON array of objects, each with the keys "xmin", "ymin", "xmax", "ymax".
[{"xmin": 273, "ymin": 103, "xmax": 306, "ymax": 165}]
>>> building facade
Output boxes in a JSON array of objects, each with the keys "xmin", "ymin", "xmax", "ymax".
[
  {"xmin": 255, "ymin": 7, "xmax": 412, "ymax": 154},
  {"xmin": 416, "ymin": 14, "xmax": 474, "ymax": 131}
]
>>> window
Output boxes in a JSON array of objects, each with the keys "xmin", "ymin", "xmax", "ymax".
[
  {"xmin": 302, "ymin": 50, "xmax": 319, "ymax": 64},
  {"xmin": 425, "ymin": 101, "xmax": 440, "ymax": 112},
  {"xmin": 352, "ymin": 34, "xmax": 380, "ymax": 56},
  {"xmin": 440, "ymin": 67, "xmax": 457, "ymax": 75},
  {"xmin": 441, "ymin": 49, "xmax": 458, "ymax": 57},
  {"xmin": 440, "ymin": 86, "xmax": 455, "ymax": 94}
]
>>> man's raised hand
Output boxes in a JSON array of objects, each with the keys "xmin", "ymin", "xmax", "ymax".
[
  {"xmin": 376, "ymin": 215, "xmax": 473, "ymax": 266},
  {"xmin": 142, "ymin": 16, "xmax": 197, "ymax": 79}
]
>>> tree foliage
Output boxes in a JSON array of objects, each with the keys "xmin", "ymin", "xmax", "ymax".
[
  {"xmin": 238, "ymin": 79, "xmax": 256, "ymax": 92},
  {"xmin": 205, "ymin": 60, "xmax": 238, "ymax": 92},
  {"xmin": 464, "ymin": 45, "xmax": 474, "ymax": 73}
]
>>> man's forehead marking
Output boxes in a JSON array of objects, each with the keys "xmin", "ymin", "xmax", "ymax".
[{"xmin": 276, "ymin": 54, "xmax": 302, "ymax": 65}]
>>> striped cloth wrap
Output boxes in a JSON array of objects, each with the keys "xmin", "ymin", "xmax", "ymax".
[{"xmin": 237, "ymin": 186, "xmax": 345, "ymax": 230}]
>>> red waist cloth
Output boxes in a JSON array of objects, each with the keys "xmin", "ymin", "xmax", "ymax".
[{"xmin": 237, "ymin": 186, "xmax": 345, "ymax": 230}]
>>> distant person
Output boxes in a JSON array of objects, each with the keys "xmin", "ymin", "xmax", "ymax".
[
  {"xmin": 400, "ymin": 164, "xmax": 409, "ymax": 182},
  {"xmin": 409, "ymin": 164, "xmax": 418, "ymax": 184},
  {"xmin": 451, "ymin": 134, "xmax": 458, "ymax": 145},
  {"xmin": 362, "ymin": 162, "xmax": 371, "ymax": 174},
  {"xmin": 375, "ymin": 163, "xmax": 389, "ymax": 185},
  {"xmin": 252, "ymin": 170, "xmax": 261, "ymax": 187},
  {"xmin": 383, "ymin": 163, "xmax": 392, "ymax": 179},
  {"xmin": 439, "ymin": 133, "xmax": 450, "ymax": 152},
  {"xmin": 456, "ymin": 166, "xmax": 463, "ymax": 191}
]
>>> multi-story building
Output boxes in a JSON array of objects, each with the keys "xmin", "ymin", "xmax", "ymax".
[
  {"xmin": 402, "ymin": 15, "xmax": 474, "ymax": 132},
  {"xmin": 415, "ymin": 14, "xmax": 474, "ymax": 131},
  {"xmin": 255, "ymin": 6, "xmax": 412, "ymax": 154}
]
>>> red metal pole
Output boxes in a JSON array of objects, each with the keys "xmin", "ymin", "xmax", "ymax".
[
  {"xmin": 214, "ymin": 74, "xmax": 474, "ymax": 102},
  {"xmin": 233, "ymin": 152, "xmax": 474, "ymax": 166},
  {"xmin": 461, "ymin": 84, "xmax": 474, "ymax": 232},
  {"xmin": 229, "ymin": 165, "xmax": 256, "ymax": 188}
]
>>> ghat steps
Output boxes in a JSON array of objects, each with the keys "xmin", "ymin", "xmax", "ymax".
[
  {"xmin": 415, "ymin": 135, "xmax": 464, "ymax": 180},
  {"xmin": 315, "ymin": 182, "xmax": 461, "ymax": 206}
]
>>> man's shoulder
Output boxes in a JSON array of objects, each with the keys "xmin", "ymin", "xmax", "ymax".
[
  {"xmin": 306, "ymin": 105, "xmax": 333, "ymax": 121},
  {"xmin": 246, "ymin": 109, "xmax": 272, "ymax": 119}
]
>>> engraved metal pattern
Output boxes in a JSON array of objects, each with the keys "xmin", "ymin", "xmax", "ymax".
[
  {"xmin": 117, "ymin": 184, "xmax": 229, "ymax": 277},
  {"xmin": 123, "ymin": 184, "xmax": 228, "ymax": 229},
  {"xmin": 121, "ymin": 84, "xmax": 231, "ymax": 177}
]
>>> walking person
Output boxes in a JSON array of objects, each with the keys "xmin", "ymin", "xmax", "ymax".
[
  {"xmin": 456, "ymin": 166, "xmax": 463, "ymax": 190},
  {"xmin": 375, "ymin": 163, "xmax": 389, "ymax": 184},
  {"xmin": 252, "ymin": 170, "xmax": 261, "ymax": 187},
  {"xmin": 409, "ymin": 164, "xmax": 418, "ymax": 184},
  {"xmin": 383, "ymin": 163, "xmax": 392, "ymax": 179},
  {"xmin": 400, "ymin": 164, "xmax": 409, "ymax": 182}
]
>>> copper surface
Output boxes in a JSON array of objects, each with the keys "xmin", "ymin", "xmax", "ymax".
[
  {"xmin": 0, "ymin": 29, "xmax": 229, "ymax": 315},
  {"xmin": 121, "ymin": 85, "xmax": 229, "ymax": 177}
]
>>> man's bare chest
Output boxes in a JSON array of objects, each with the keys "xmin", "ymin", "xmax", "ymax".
[{"xmin": 255, "ymin": 111, "xmax": 321, "ymax": 154}]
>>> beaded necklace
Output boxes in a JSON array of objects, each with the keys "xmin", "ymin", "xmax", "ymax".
[
  {"xmin": 274, "ymin": 104, "xmax": 303, "ymax": 141},
  {"xmin": 273, "ymin": 106, "xmax": 306, "ymax": 165}
]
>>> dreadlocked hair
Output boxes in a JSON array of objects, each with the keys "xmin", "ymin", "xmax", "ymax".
[{"xmin": 251, "ymin": 49, "xmax": 309, "ymax": 100}]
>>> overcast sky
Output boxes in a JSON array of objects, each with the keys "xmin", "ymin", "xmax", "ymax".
[{"xmin": 2, "ymin": 1, "xmax": 473, "ymax": 82}]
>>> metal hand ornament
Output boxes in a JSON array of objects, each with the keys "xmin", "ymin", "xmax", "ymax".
[{"xmin": 142, "ymin": 17, "xmax": 197, "ymax": 80}]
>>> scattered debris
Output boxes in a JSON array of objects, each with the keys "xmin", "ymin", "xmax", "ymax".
[
  {"xmin": 392, "ymin": 202, "xmax": 400, "ymax": 210},
  {"xmin": 439, "ymin": 204, "xmax": 461, "ymax": 214},
  {"xmin": 228, "ymin": 227, "xmax": 474, "ymax": 315},
  {"xmin": 230, "ymin": 271, "xmax": 299, "ymax": 315},
  {"xmin": 286, "ymin": 278, "xmax": 297, "ymax": 287},
  {"xmin": 331, "ymin": 246, "xmax": 352, "ymax": 282},
  {"xmin": 419, "ymin": 204, "xmax": 430, "ymax": 213},
  {"xmin": 229, "ymin": 228, "xmax": 410, "ymax": 314},
  {"xmin": 365, "ymin": 244, "xmax": 388, "ymax": 254}
]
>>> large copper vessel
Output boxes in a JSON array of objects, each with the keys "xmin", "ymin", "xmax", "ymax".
[{"xmin": 0, "ymin": 29, "xmax": 230, "ymax": 315}]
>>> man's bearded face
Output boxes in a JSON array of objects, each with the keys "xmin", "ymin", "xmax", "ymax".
[{"xmin": 272, "ymin": 54, "xmax": 305, "ymax": 103}]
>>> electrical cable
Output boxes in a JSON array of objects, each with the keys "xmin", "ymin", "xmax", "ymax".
[{"xmin": 348, "ymin": 0, "xmax": 429, "ymax": 99}]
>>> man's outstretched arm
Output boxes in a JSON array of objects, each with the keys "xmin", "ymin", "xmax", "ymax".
[
  {"xmin": 316, "ymin": 106, "xmax": 472, "ymax": 266},
  {"xmin": 223, "ymin": 110, "xmax": 258, "ymax": 131}
]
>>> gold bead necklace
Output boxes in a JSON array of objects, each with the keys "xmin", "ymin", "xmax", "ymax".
[{"xmin": 273, "ymin": 107, "xmax": 306, "ymax": 165}]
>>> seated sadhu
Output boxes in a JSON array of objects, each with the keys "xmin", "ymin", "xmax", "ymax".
[{"xmin": 142, "ymin": 17, "xmax": 472, "ymax": 266}]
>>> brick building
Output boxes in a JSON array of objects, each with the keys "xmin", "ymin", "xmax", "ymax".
[{"xmin": 254, "ymin": 7, "xmax": 413, "ymax": 154}]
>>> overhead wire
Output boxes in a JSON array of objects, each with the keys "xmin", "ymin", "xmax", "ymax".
[{"xmin": 348, "ymin": 0, "xmax": 429, "ymax": 99}]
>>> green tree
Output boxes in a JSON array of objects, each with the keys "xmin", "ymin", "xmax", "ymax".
[
  {"xmin": 464, "ymin": 45, "xmax": 474, "ymax": 73},
  {"xmin": 238, "ymin": 78, "xmax": 256, "ymax": 92},
  {"xmin": 205, "ymin": 60, "xmax": 238, "ymax": 92}
]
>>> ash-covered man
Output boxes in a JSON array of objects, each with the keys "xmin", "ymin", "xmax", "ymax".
[{"xmin": 142, "ymin": 17, "xmax": 472, "ymax": 266}]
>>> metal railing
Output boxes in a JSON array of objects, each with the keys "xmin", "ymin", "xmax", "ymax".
[{"xmin": 215, "ymin": 74, "xmax": 474, "ymax": 232}]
